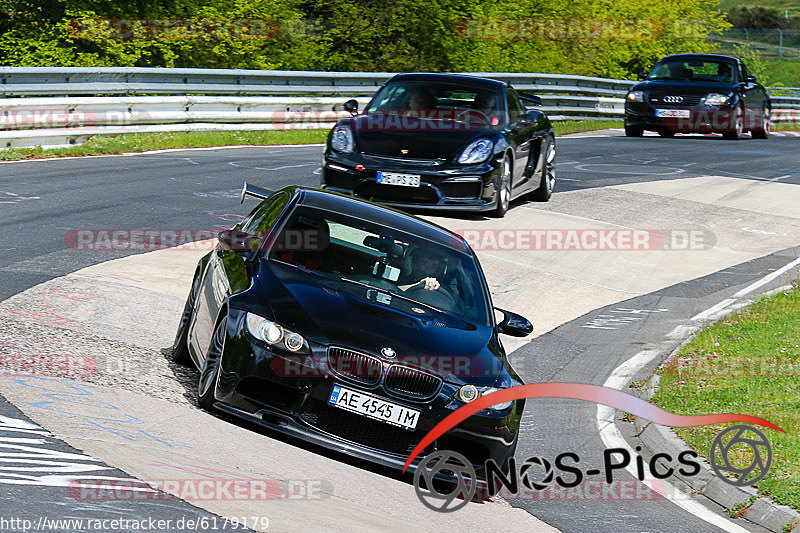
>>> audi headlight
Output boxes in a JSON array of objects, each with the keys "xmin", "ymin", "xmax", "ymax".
[
  {"xmin": 457, "ymin": 385, "xmax": 513, "ymax": 411},
  {"xmin": 330, "ymin": 125, "xmax": 354, "ymax": 153},
  {"xmin": 705, "ymin": 93, "xmax": 730, "ymax": 106},
  {"xmin": 457, "ymin": 138, "xmax": 493, "ymax": 164},
  {"xmin": 246, "ymin": 312, "xmax": 305, "ymax": 352},
  {"xmin": 626, "ymin": 91, "xmax": 645, "ymax": 103}
]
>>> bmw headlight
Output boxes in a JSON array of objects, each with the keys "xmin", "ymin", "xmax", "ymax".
[
  {"xmin": 626, "ymin": 91, "xmax": 645, "ymax": 103},
  {"xmin": 705, "ymin": 93, "xmax": 730, "ymax": 106},
  {"xmin": 457, "ymin": 138, "xmax": 493, "ymax": 164},
  {"xmin": 330, "ymin": 125, "xmax": 354, "ymax": 153},
  {"xmin": 457, "ymin": 385, "xmax": 513, "ymax": 411},
  {"xmin": 246, "ymin": 312, "xmax": 305, "ymax": 352}
]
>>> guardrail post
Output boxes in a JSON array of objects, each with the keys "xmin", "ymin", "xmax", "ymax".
[{"xmin": 778, "ymin": 29, "xmax": 783, "ymax": 57}]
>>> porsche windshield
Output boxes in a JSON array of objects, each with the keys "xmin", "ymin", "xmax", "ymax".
[
  {"xmin": 365, "ymin": 81, "xmax": 506, "ymax": 127},
  {"xmin": 647, "ymin": 59, "xmax": 736, "ymax": 83},
  {"xmin": 267, "ymin": 207, "xmax": 490, "ymax": 326}
]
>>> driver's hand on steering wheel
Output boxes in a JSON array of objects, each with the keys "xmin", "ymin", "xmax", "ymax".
[{"xmin": 419, "ymin": 277, "xmax": 440, "ymax": 291}]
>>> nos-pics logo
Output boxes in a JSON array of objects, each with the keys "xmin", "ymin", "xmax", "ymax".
[{"xmin": 413, "ymin": 424, "xmax": 773, "ymax": 512}]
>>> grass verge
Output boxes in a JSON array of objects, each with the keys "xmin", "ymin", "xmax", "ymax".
[
  {"xmin": 0, "ymin": 120, "xmax": 624, "ymax": 161},
  {"xmin": 554, "ymin": 120, "xmax": 622, "ymax": 136},
  {"xmin": 0, "ymin": 129, "xmax": 330, "ymax": 161},
  {"xmin": 652, "ymin": 284, "xmax": 800, "ymax": 510}
]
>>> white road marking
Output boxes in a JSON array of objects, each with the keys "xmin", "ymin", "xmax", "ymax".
[
  {"xmin": 733, "ymin": 256, "xmax": 800, "ymax": 297},
  {"xmin": 597, "ymin": 351, "xmax": 752, "ymax": 533},
  {"xmin": 690, "ymin": 298, "xmax": 737, "ymax": 321},
  {"xmin": 227, "ymin": 161, "xmax": 316, "ymax": 171},
  {"xmin": 769, "ymin": 175, "xmax": 792, "ymax": 182}
]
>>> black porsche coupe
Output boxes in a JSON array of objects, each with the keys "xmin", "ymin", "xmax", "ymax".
[
  {"xmin": 171, "ymin": 184, "xmax": 532, "ymax": 477},
  {"xmin": 320, "ymin": 73, "xmax": 556, "ymax": 217}
]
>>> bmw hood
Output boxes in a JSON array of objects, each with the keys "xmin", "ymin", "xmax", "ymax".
[{"xmin": 254, "ymin": 261, "xmax": 502, "ymax": 385}]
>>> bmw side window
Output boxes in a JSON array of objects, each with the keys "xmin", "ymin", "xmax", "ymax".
[{"xmin": 240, "ymin": 192, "xmax": 290, "ymax": 235}]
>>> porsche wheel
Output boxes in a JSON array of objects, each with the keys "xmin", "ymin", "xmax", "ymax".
[
  {"xmin": 492, "ymin": 154, "xmax": 512, "ymax": 218},
  {"xmin": 532, "ymin": 137, "xmax": 555, "ymax": 202},
  {"xmin": 198, "ymin": 316, "xmax": 226, "ymax": 410}
]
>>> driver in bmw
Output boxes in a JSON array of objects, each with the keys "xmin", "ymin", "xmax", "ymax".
[{"xmin": 397, "ymin": 248, "xmax": 447, "ymax": 292}]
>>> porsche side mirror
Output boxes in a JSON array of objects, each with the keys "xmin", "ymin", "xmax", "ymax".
[
  {"xmin": 525, "ymin": 109, "xmax": 541, "ymax": 124},
  {"xmin": 495, "ymin": 308, "xmax": 533, "ymax": 337},
  {"xmin": 343, "ymin": 99, "xmax": 359, "ymax": 115},
  {"xmin": 637, "ymin": 71, "xmax": 648, "ymax": 80}
]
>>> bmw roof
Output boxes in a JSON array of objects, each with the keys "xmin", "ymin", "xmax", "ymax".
[{"xmin": 293, "ymin": 187, "xmax": 469, "ymax": 252}]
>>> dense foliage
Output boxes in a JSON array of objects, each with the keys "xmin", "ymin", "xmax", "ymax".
[{"xmin": 0, "ymin": 0, "xmax": 730, "ymax": 78}]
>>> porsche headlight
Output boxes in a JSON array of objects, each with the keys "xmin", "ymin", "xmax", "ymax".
[
  {"xmin": 246, "ymin": 312, "xmax": 305, "ymax": 352},
  {"xmin": 457, "ymin": 385, "xmax": 513, "ymax": 411},
  {"xmin": 626, "ymin": 91, "xmax": 645, "ymax": 103},
  {"xmin": 330, "ymin": 125, "xmax": 354, "ymax": 153},
  {"xmin": 457, "ymin": 138, "xmax": 493, "ymax": 164},
  {"xmin": 705, "ymin": 93, "xmax": 730, "ymax": 106}
]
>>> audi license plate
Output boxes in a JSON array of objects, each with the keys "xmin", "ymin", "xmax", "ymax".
[
  {"xmin": 328, "ymin": 385, "xmax": 420, "ymax": 430},
  {"xmin": 655, "ymin": 109, "xmax": 690, "ymax": 118},
  {"xmin": 376, "ymin": 171, "xmax": 420, "ymax": 187}
]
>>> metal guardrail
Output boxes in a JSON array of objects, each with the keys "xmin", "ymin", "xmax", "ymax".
[{"xmin": 0, "ymin": 68, "xmax": 796, "ymax": 147}]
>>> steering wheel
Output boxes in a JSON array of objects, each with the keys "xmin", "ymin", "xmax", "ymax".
[
  {"xmin": 405, "ymin": 283, "xmax": 458, "ymax": 309},
  {"xmin": 455, "ymin": 109, "xmax": 490, "ymax": 124}
]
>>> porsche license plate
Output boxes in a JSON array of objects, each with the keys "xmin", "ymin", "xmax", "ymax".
[
  {"xmin": 376, "ymin": 172, "xmax": 420, "ymax": 187},
  {"xmin": 328, "ymin": 385, "xmax": 420, "ymax": 430},
  {"xmin": 655, "ymin": 109, "xmax": 690, "ymax": 118}
]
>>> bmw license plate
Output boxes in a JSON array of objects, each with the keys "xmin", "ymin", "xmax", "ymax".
[
  {"xmin": 376, "ymin": 171, "xmax": 420, "ymax": 187},
  {"xmin": 655, "ymin": 109, "xmax": 690, "ymax": 118},
  {"xmin": 328, "ymin": 385, "xmax": 420, "ymax": 430}
]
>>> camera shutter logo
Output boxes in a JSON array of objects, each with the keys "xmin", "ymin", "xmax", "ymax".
[
  {"xmin": 710, "ymin": 425, "xmax": 772, "ymax": 486},
  {"xmin": 519, "ymin": 456, "xmax": 554, "ymax": 490},
  {"xmin": 413, "ymin": 451, "xmax": 477, "ymax": 512}
]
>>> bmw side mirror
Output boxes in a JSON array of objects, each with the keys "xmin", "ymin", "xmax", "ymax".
[
  {"xmin": 495, "ymin": 308, "xmax": 533, "ymax": 337},
  {"xmin": 637, "ymin": 71, "xmax": 648, "ymax": 80},
  {"xmin": 745, "ymin": 75, "xmax": 757, "ymax": 83},
  {"xmin": 343, "ymin": 99, "xmax": 359, "ymax": 115}
]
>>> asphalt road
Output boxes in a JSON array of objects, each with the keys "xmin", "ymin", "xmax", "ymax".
[{"xmin": 1, "ymin": 133, "xmax": 799, "ymax": 531}]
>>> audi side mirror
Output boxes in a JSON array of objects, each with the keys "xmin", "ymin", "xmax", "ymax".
[{"xmin": 343, "ymin": 99, "xmax": 359, "ymax": 115}]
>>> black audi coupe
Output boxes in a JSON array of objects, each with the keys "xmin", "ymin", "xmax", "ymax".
[
  {"xmin": 320, "ymin": 73, "xmax": 556, "ymax": 217},
  {"xmin": 171, "ymin": 184, "xmax": 532, "ymax": 477},
  {"xmin": 624, "ymin": 53, "xmax": 771, "ymax": 139}
]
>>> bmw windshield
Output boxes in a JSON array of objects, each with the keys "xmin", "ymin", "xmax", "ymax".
[{"xmin": 266, "ymin": 206, "xmax": 491, "ymax": 326}]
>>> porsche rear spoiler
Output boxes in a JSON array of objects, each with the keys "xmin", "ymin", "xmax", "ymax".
[{"xmin": 240, "ymin": 182, "xmax": 272, "ymax": 203}]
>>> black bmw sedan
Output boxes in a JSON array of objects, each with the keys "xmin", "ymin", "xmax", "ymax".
[
  {"xmin": 321, "ymin": 73, "xmax": 556, "ymax": 217},
  {"xmin": 624, "ymin": 53, "xmax": 771, "ymax": 140},
  {"xmin": 171, "ymin": 184, "xmax": 532, "ymax": 477}
]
